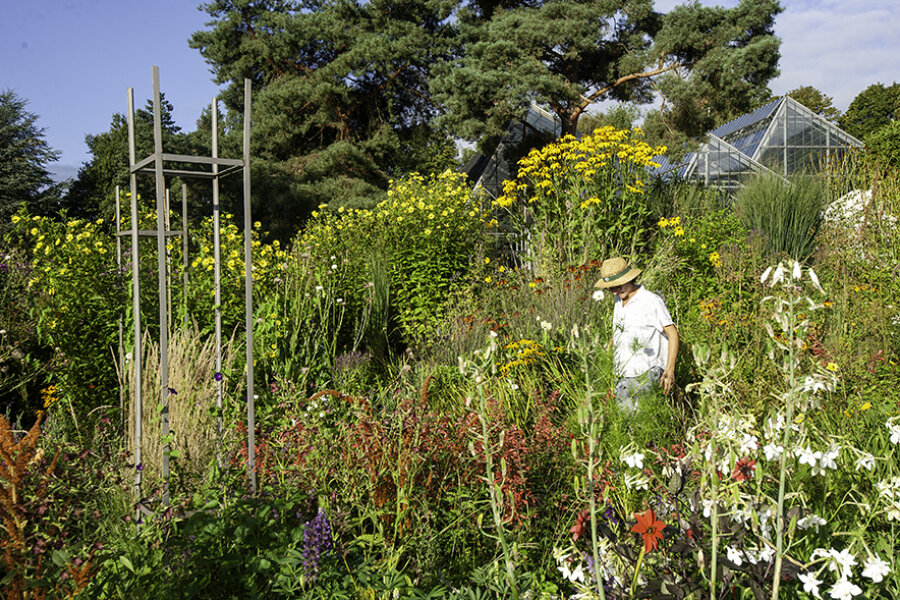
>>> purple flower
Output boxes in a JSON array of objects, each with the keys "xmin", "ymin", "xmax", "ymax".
[
  {"xmin": 214, "ymin": 372, "xmax": 223, "ymax": 383},
  {"xmin": 167, "ymin": 387, "xmax": 177, "ymax": 396},
  {"xmin": 302, "ymin": 509, "xmax": 333, "ymax": 582},
  {"xmin": 136, "ymin": 463, "xmax": 144, "ymax": 471}
]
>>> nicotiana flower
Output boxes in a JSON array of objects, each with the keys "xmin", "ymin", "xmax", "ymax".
[
  {"xmin": 827, "ymin": 548, "xmax": 857, "ymax": 579},
  {"xmin": 726, "ymin": 545, "xmax": 744, "ymax": 566},
  {"xmin": 763, "ymin": 443, "xmax": 784, "ymax": 461},
  {"xmin": 624, "ymin": 473, "xmax": 649, "ymax": 491},
  {"xmin": 887, "ymin": 419, "xmax": 900, "ymax": 445},
  {"xmin": 819, "ymin": 445, "xmax": 840, "ymax": 471},
  {"xmin": 799, "ymin": 572, "xmax": 823, "ymax": 599},
  {"xmin": 828, "ymin": 577, "xmax": 862, "ymax": 600},
  {"xmin": 798, "ymin": 514, "xmax": 827, "ymax": 531},
  {"xmin": 861, "ymin": 555, "xmax": 891, "ymax": 583},
  {"xmin": 854, "ymin": 453, "xmax": 875, "ymax": 471},
  {"xmin": 620, "ymin": 449, "xmax": 644, "ymax": 469}
]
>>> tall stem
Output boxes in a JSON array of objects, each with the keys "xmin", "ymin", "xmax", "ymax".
[
  {"xmin": 771, "ymin": 293, "xmax": 797, "ymax": 600},
  {"xmin": 584, "ymin": 346, "xmax": 606, "ymax": 600}
]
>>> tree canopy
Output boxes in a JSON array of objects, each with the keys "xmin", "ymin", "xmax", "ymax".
[
  {"xmin": 839, "ymin": 82, "xmax": 900, "ymax": 141},
  {"xmin": 432, "ymin": 0, "xmax": 782, "ymax": 150},
  {"xmin": 786, "ymin": 85, "xmax": 840, "ymax": 122},
  {"xmin": 188, "ymin": 0, "xmax": 459, "ymax": 226},
  {"xmin": 0, "ymin": 90, "xmax": 61, "ymax": 231},
  {"xmin": 66, "ymin": 94, "xmax": 195, "ymax": 221}
]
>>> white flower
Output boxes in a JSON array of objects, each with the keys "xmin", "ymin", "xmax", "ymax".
[
  {"xmin": 592, "ymin": 290, "xmax": 605, "ymax": 301},
  {"xmin": 771, "ymin": 262, "xmax": 785, "ymax": 286},
  {"xmin": 330, "ymin": 263, "xmax": 338, "ymax": 270},
  {"xmin": 854, "ymin": 453, "xmax": 875, "ymax": 471},
  {"xmin": 820, "ymin": 445, "xmax": 840, "ymax": 470},
  {"xmin": 763, "ymin": 443, "xmax": 784, "ymax": 461},
  {"xmin": 739, "ymin": 433, "xmax": 759, "ymax": 455},
  {"xmin": 569, "ymin": 563, "xmax": 585, "ymax": 583},
  {"xmin": 624, "ymin": 473, "xmax": 649, "ymax": 490},
  {"xmin": 828, "ymin": 548, "xmax": 857, "ymax": 579},
  {"xmin": 798, "ymin": 514, "xmax": 827, "ymax": 531},
  {"xmin": 621, "ymin": 449, "xmax": 645, "ymax": 469},
  {"xmin": 315, "ymin": 285, "xmax": 324, "ymax": 292},
  {"xmin": 760, "ymin": 266, "xmax": 773, "ymax": 284},
  {"xmin": 489, "ymin": 330, "xmax": 498, "ymax": 338},
  {"xmin": 796, "ymin": 447, "xmax": 821, "ymax": 468},
  {"xmin": 828, "ymin": 577, "xmax": 861, "ymax": 600},
  {"xmin": 792, "ymin": 260, "xmax": 802, "ymax": 281},
  {"xmin": 799, "ymin": 572, "xmax": 823, "ymax": 598},
  {"xmin": 861, "ymin": 555, "xmax": 891, "ymax": 583},
  {"xmin": 808, "ymin": 268, "xmax": 824, "ymax": 292},
  {"xmin": 887, "ymin": 420, "xmax": 900, "ymax": 445},
  {"xmin": 540, "ymin": 320, "xmax": 552, "ymax": 330},
  {"xmin": 726, "ymin": 546, "xmax": 743, "ymax": 566},
  {"xmin": 509, "ymin": 381, "xmax": 519, "ymax": 391},
  {"xmin": 756, "ymin": 546, "xmax": 775, "ymax": 563},
  {"xmin": 802, "ymin": 376, "xmax": 827, "ymax": 394}
]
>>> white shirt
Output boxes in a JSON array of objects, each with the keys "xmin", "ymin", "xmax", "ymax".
[{"xmin": 612, "ymin": 286, "xmax": 674, "ymax": 378}]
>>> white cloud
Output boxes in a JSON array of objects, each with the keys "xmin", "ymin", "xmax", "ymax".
[{"xmin": 652, "ymin": 0, "xmax": 900, "ymax": 111}]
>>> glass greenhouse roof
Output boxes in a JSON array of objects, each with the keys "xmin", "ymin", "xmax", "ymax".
[{"xmin": 653, "ymin": 96, "xmax": 864, "ymax": 190}]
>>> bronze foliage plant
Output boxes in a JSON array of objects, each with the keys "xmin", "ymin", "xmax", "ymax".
[{"xmin": 0, "ymin": 413, "xmax": 94, "ymax": 600}]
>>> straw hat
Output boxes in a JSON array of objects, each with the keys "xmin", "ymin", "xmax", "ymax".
[{"xmin": 594, "ymin": 257, "xmax": 641, "ymax": 289}]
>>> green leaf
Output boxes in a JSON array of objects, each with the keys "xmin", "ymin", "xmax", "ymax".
[{"xmin": 119, "ymin": 555, "xmax": 136, "ymax": 573}]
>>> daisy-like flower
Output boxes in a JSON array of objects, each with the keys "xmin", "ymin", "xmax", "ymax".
[
  {"xmin": 861, "ymin": 555, "xmax": 891, "ymax": 583},
  {"xmin": 799, "ymin": 572, "xmax": 823, "ymax": 599},
  {"xmin": 592, "ymin": 290, "xmax": 604, "ymax": 301},
  {"xmin": 631, "ymin": 509, "xmax": 665, "ymax": 553},
  {"xmin": 828, "ymin": 577, "xmax": 861, "ymax": 600}
]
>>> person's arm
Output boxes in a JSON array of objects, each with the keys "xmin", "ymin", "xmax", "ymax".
[{"xmin": 659, "ymin": 324, "xmax": 679, "ymax": 394}]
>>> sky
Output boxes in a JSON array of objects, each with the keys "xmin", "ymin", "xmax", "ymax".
[{"xmin": 2, "ymin": 0, "xmax": 899, "ymax": 182}]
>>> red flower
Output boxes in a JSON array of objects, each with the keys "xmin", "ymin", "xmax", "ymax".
[
  {"xmin": 570, "ymin": 509, "xmax": 590, "ymax": 542},
  {"xmin": 732, "ymin": 457, "xmax": 757, "ymax": 482},
  {"xmin": 631, "ymin": 509, "xmax": 665, "ymax": 553}
]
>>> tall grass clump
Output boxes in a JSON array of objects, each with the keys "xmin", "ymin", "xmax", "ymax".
[
  {"xmin": 121, "ymin": 326, "xmax": 241, "ymax": 482},
  {"xmin": 735, "ymin": 173, "xmax": 828, "ymax": 260}
]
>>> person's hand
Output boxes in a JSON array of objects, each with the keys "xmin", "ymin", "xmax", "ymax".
[{"xmin": 659, "ymin": 370, "xmax": 675, "ymax": 394}]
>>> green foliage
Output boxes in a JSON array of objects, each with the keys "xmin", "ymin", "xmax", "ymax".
[
  {"xmin": 293, "ymin": 170, "xmax": 486, "ymax": 351},
  {"xmin": 786, "ymin": 85, "xmax": 842, "ymax": 122},
  {"xmin": 735, "ymin": 173, "xmax": 828, "ymax": 260},
  {"xmin": 188, "ymin": 0, "xmax": 459, "ymax": 233},
  {"xmin": 65, "ymin": 94, "xmax": 199, "ymax": 222},
  {"xmin": 839, "ymin": 81, "xmax": 900, "ymax": 140},
  {"xmin": 0, "ymin": 90, "xmax": 61, "ymax": 233},
  {"xmin": 863, "ymin": 119, "xmax": 900, "ymax": 172},
  {"xmin": 634, "ymin": 0, "xmax": 783, "ymax": 150},
  {"xmin": 494, "ymin": 127, "xmax": 667, "ymax": 273}
]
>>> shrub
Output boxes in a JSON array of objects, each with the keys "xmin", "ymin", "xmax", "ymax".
[{"xmin": 494, "ymin": 126, "xmax": 667, "ymax": 274}]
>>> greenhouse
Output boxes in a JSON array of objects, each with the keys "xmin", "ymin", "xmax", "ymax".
[{"xmin": 654, "ymin": 95, "xmax": 864, "ymax": 189}]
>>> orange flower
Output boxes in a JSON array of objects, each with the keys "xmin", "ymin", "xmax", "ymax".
[{"xmin": 631, "ymin": 509, "xmax": 664, "ymax": 553}]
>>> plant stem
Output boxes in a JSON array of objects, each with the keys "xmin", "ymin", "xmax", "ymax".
[
  {"xmin": 771, "ymin": 292, "xmax": 798, "ymax": 600},
  {"xmin": 584, "ymin": 345, "xmax": 606, "ymax": 600},
  {"xmin": 630, "ymin": 547, "xmax": 646, "ymax": 599},
  {"xmin": 478, "ymin": 387, "xmax": 520, "ymax": 600}
]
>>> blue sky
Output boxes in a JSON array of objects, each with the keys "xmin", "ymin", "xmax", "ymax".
[{"xmin": 2, "ymin": 0, "xmax": 899, "ymax": 181}]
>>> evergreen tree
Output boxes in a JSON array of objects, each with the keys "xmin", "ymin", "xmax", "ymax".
[
  {"xmin": 0, "ymin": 90, "xmax": 61, "ymax": 230},
  {"xmin": 431, "ymin": 0, "xmax": 782, "ymax": 151}
]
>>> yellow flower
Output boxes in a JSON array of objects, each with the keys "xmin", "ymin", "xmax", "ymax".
[
  {"xmin": 674, "ymin": 227, "xmax": 684, "ymax": 236},
  {"xmin": 484, "ymin": 276, "xmax": 492, "ymax": 283},
  {"xmin": 860, "ymin": 402, "xmax": 872, "ymax": 411},
  {"xmin": 826, "ymin": 362, "xmax": 838, "ymax": 372}
]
